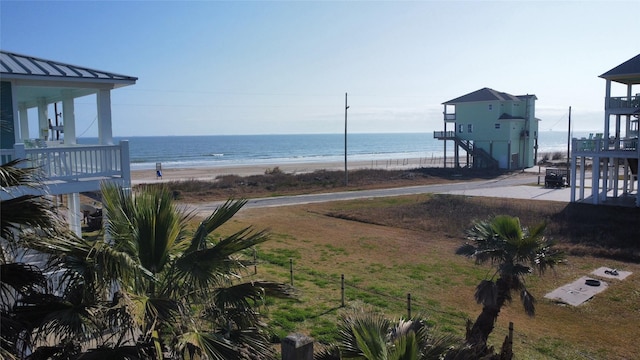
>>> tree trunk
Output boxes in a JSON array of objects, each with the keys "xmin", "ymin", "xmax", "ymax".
[
  {"xmin": 467, "ymin": 304, "xmax": 500, "ymax": 348},
  {"xmin": 466, "ymin": 277, "xmax": 512, "ymax": 351}
]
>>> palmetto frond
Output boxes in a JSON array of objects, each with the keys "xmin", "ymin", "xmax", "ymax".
[
  {"xmin": 73, "ymin": 344, "xmax": 147, "ymax": 360},
  {"xmin": 175, "ymin": 331, "xmax": 237, "ymax": 360},
  {"xmin": 333, "ymin": 305, "xmax": 458, "ymax": 359},
  {"xmin": 174, "ymin": 328, "xmax": 278, "ymax": 360},
  {"xmin": 0, "ymin": 159, "xmax": 42, "ymax": 189},
  {"xmin": 388, "ymin": 330, "xmax": 418, "ymax": 360},
  {"xmin": 13, "ymin": 292, "xmax": 99, "ymax": 344},
  {"xmin": 520, "ymin": 289, "xmax": 536, "ymax": 317},
  {"xmin": 0, "ymin": 263, "xmax": 46, "ymax": 298},
  {"xmin": 490, "ymin": 215, "xmax": 523, "ymax": 243},
  {"xmin": 0, "ymin": 160, "xmax": 61, "ymax": 246},
  {"xmin": 188, "ymin": 199, "xmax": 249, "ymax": 253},
  {"xmin": 205, "ymin": 281, "xmax": 294, "ymax": 331},
  {"xmin": 132, "ymin": 186, "xmax": 190, "ymax": 274},
  {"xmin": 336, "ymin": 306, "xmax": 390, "ymax": 359},
  {"xmin": 474, "ymin": 280, "xmax": 497, "ymax": 307},
  {"xmin": 170, "ymin": 227, "xmax": 270, "ymax": 294}
]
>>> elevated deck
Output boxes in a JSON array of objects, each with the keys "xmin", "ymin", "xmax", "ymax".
[
  {"xmin": 0, "ymin": 141, "xmax": 131, "ymax": 198},
  {"xmin": 572, "ymin": 137, "xmax": 639, "ymax": 159}
]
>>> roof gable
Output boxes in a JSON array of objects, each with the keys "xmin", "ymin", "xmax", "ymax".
[
  {"xmin": 599, "ymin": 54, "xmax": 640, "ymax": 85},
  {"xmin": 444, "ymin": 87, "xmax": 525, "ymax": 104},
  {"xmin": 0, "ymin": 50, "xmax": 137, "ymax": 86}
]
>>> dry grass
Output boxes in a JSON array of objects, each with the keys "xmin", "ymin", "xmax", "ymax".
[
  {"xmin": 209, "ymin": 194, "xmax": 639, "ymax": 359},
  {"xmin": 135, "ymin": 167, "xmax": 638, "ymax": 358},
  {"xmin": 152, "ymin": 167, "xmax": 505, "ymax": 203}
]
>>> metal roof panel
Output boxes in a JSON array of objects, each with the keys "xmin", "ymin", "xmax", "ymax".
[
  {"xmin": 599, "ymin": 54, "xmax": 640, "ymax": 85},
  {"xmin": 0, "ymin": 50, "xmax": 137, "ymax": 84},
  {"xmin": 443, "ymin": 87, "xmax": 528, "ymax": 104}
]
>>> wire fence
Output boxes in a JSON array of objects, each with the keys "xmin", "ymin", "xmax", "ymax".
[
  {"xmin": 248, "ymin": 251, "xmax": 565, "ymax": 357},
  {"xmin": 249, "ymin": 251, "xmax": 470, "ymax": 323}
]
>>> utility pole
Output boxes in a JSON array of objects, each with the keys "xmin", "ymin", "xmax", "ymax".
[
  {"xmin": 566, "ymin": 106, "xmax": 571, "ymax": 178},
  {"xmin": 344, "ymin": 92, "xmax": 349, "ymax": 186}
]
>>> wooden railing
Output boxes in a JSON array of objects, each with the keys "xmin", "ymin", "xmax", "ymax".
[{"xmin": 1, "ymin": 141, "xmax": 130, "ymax": 182}]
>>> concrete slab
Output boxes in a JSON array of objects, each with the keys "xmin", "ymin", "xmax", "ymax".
[
  {"xmin": 442, "ymin": 185, "xmax": 572, "ymax": 203},
  {"xmin": 591, "ymin": 267, "xmax": 633, "ymax": 280},
  {"xmin": 544, "ymin": 276, "xmax": 609, "ymax": 306}
]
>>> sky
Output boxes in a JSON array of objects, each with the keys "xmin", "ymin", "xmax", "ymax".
[{"xmin": 1, "ymin": 1, "xmax": 638, "ymax": 137}]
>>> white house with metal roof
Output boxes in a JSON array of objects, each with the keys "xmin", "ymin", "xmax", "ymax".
[
  {"xmin": 0, "ymin": 50, "xmax": 137, "ymax": 235},
  {"xmin": 570, "ymin": 54, "xmax": 640, "ymax": 207},
  {"xmin": 434, "ymin": 87, "xmax": 539, "ymax": 170}
]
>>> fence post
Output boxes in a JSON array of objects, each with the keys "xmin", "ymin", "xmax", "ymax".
[
  {"xmin": 407, "ymin": 293, "xmax": 411, "ymax": 319},
  {"xmin": 281, "ymin": 333, "xmax": 313, "ymax": 360},
  {"xmin": 341, "ymin": 274, "xmax": 345, "ymax": 307},
  {"xmin": 289, "ymin": 258, "xmax": 294, "ymax": 286},
  {"xmin": 499, "ymin": 321, "xmax": 514, "ymax": 359}
]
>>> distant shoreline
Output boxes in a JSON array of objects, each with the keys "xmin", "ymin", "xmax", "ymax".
[
  {"xmin": 132, "ymin": 151, "xmax": 566, "ymax": 185},
  {"xmin": 132, "ymin": 157, "xmax": 446, "ymax": 184}
]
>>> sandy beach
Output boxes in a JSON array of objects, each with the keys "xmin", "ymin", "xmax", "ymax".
[{"xmin": 132, "ymin": 156, "xmax": 446, "ymax": 185}]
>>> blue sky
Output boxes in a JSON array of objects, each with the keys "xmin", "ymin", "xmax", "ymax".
[{"xmin": 1, "ymin": 1, "xmax": 638, "ymax": 137}]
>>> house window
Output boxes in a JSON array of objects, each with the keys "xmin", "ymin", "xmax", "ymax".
[
  {"xmin": 458, "ymin": 124, "xmax": 464, "ymax": 133},
  {"xmin": 468, "ymin": 124, "xmax": 473, "ymax": 133},
  {"xmin": 495, "ymin": 123, "xmax": 501, "ymax": 129},
  {"xmin": 488, "ymin": 104, "xmax": 493, "ymax": 110}
]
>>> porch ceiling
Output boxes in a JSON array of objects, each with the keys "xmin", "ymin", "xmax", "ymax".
[{"xmin": 13, "ymin": 84, "xmax": 99, "ymax": 108}]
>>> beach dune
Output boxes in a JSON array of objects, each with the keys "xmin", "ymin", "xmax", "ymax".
[{"xmin": 132, "ymin": 157, "xmax": 446, "ymax": 185}]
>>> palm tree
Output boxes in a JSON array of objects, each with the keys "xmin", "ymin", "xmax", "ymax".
[
  {"xmin": 2, "ymin": 159, "xmax": 146, "ymax": 359},
  {"xmin": 2, "ymin": 158, "xmax": 291, "ymax": 359},
  {"xmin": 315, "ymin": 304, "xmax": 458, "ymax": 360},
  {"xmin": 456, "ymin": 215, "xmax": 564, "ymax": 354},
  {"xmin": 1, "ymin": 159, "xmax": 64, "ymax": 358},
  {"xmin": 101, "ymin": 183, "xmax": 293, "ymax": 359}
]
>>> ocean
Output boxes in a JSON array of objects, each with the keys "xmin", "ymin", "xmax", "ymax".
[{"xmin": 78, "ymin": 131, "xmax": 588, "ymax": 171}]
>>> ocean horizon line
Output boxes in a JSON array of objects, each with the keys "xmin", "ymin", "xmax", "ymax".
[
  {"xmin": 81, "ymin": 129, "xmax": 592, "ymax": 139},
  {"xmin": 73, "ymin": 132, "xmax": 590, "ymax": 171}
]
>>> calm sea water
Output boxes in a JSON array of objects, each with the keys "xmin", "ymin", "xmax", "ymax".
[{"xmin": 78, "ymin": 131, "xmax": 588, "ymax": 170}]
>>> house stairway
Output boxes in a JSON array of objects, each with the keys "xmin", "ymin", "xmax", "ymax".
[
  {"xmin": 628, "ymin": 158, "xmax": 638, "ymax": 176},
  {"xmin": 455, "ymin": 138, "xmax": 499, "ymax": 169}
]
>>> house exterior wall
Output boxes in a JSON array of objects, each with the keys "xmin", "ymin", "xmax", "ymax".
[
  {"xmin": 452, "ymin": 97, "xmax": 538, "ymax": 168},
  {"xmin": 1, "ymin": 81, "xmax": 15, "ymax": 150}
]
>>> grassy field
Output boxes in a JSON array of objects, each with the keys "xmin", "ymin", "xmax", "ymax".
[
  {"xmin": 204, "ymin": 196, "xmax": 640, "ymax": 359},
  {"xmin": 203, "ymin": 193, "xmax": 639, "ymax": 359}
]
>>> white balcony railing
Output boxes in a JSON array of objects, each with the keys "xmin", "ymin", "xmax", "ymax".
[
  {"xmin": 1, "ymin": 140, "xmax": 130, "ymax": 183},
  {"xmin": 572, "ymin": 137, "xmax": 638, "ymax": 153},
  {"xmin": 605, "ymin": 95, "xmax": 640, "ymax": 110},
  {"xmin": 433, "ymin": 130, "xmax": 456, "ymax": 139},
  {"xmin": 444, "ymin": 113, "xmax": 456, "ymax": 121}
]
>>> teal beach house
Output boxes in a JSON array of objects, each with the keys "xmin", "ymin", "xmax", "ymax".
[{"xmin": 434, "ymin": 87, "xmax": 539, "ymax": 170}]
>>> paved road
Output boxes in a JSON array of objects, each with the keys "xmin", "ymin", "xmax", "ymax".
[{"xmin": 192, "ymin": 172, "xmax": 572, "ymax": 215}]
